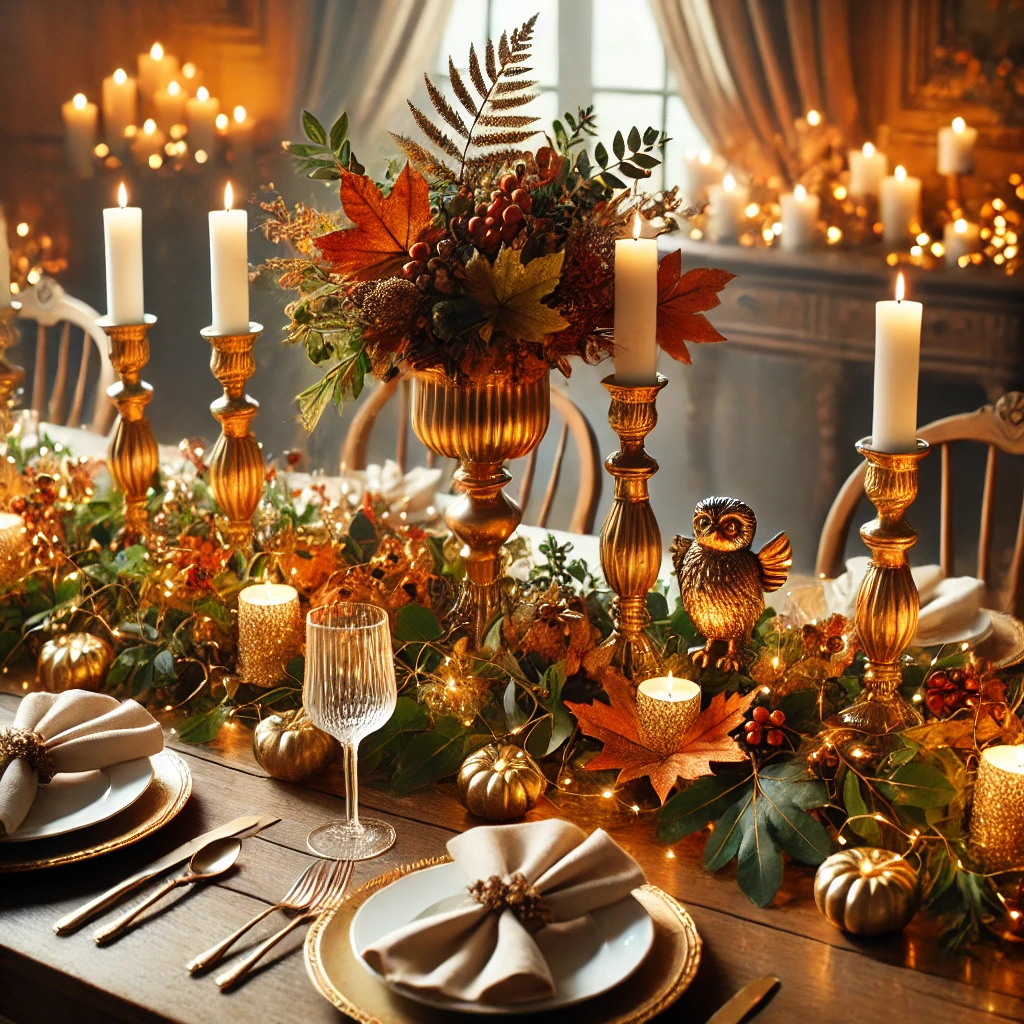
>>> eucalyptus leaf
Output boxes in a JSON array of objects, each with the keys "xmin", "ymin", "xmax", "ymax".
[
  {"xmin": 329, "ymin": 111, "xmax": 349, "ymax": 154},
  {"xmin": 301, "ymin": 109, "xmax": 327, "ymax": 145}
]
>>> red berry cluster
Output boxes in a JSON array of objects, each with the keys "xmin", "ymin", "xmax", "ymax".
[
  {"xmin": 451, "ymin": 172, "xmax": 531, "ymax": 254},
  {"xmin": 400, "ymin": 238, "xmax": 458, "ymax": 295},
  {"xmin": 923, "ymin": 667, "xmax": 981, "ymax": 717},
  {"xmin": 742, "ymin": 705, "xmax": 786, "ymax": 748}
]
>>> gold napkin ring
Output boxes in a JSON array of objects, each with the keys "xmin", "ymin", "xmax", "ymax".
[
  {"xmin": 0, "ymin": 727, "xmax": 56, "ymax": 783},
  {"xmin": 468, "ymin": 872, "xmax": 555, "ymax": 930}
]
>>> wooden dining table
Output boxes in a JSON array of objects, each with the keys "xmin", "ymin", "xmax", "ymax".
[{"xmin": 2, "ymin": 687, "xmax": 1023, "ymax": 1024}]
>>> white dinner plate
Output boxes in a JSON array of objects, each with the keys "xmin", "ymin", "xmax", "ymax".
[
  {"xmin": 914, "ymin": 609, "xmax": 993, "ymax": 649},
  {"xmin": 350, "ymin": 861, "xmax": 655, "ymax": 1015},
  {"xmin": 0, "ymin": 757, "xmax": 154, "ymax": 843}
]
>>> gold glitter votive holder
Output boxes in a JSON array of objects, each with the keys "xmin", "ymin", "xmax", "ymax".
[
  {"xmin": 237, "ymin": 582, "xmax": 302, "ymax": 687},
  {"xmin": 0, "ymin": 512, "xmax": 29, "ymax": 586},
  {"xmin": 970, "ymin": 745, "xmax": 1024, "ymax": 873},
  {"xmin": 635, "ymin": 676, "xmax": 701, "ymax": 755}
]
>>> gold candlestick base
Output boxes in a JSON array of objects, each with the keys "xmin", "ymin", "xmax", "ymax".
[
  {"xmin": 98, "ymin": 315, "xmax": 160, "ymax": 537},
  {"xmin": 835, "ymin": 438, "xmax": 929, "ymax": 733},
  {"xmin": 202, "ymin": 323, "xmax": 265, "ymax": 550},
  {"xmin": 0, "ymin": 304, "xmax": 25, "ymax": 505},
  {"xmin": 597, "ymin": 374, "xmax": 667, "ymax": 683}
]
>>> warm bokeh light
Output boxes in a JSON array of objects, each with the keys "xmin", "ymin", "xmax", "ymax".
[
  {"xmin": 698, "ymin": 148, "xmax": 711, "ymax": 165},
  {"xmin": 182, "ymin": 62, "xmax": 197, "ymax": 80},
  {"xmin": 143, "ymin": 118, "xmax": 157, "ymax": 135},
  {"xmin": 833, "ymin": 184, "xmax": 847, "ymax": 201},
  {"xmin": 148, "ymin": 154, "xmax": 162, "ymax": 169},
  {"xmin": 224, "ymin": 182, "xmax": 234, "ymax": 210},
  {"xmin": 215, "ymin": 113, "xmax": 229, "ymax": 130},
  {"xmin": 895, "ymin": 271, "xmax": 905, "ymax": 302},
  {"xmin": 94, "ymin": 143, "xmax": 109, "ymax": 158},
  {"xmin": 167, "ymin": 80, "xmax": 181, "ymax": 97},
  {"xmin": 117, "ymin": 182, "xmax": 128, "ymax": 208},
  {"xmin": 233, "ymin": 105, "xmax": 247, "ymax": 124},
  {"xmin": 744, "ymin": 202, "xmax": 759, "ymax": 218},
  {"xmin": 197, "ymin": 85, "xmax": 209, "ymax": 102},
  {"xmin": 195, "ymin": 149, "xmax": 208, "ymax": 164},
  {"xmin": 916, "ymin": 232, "xmax": 930, "ymax": 246},
  {"xmin": 16, "ymin": 222, "xmax": 29, "ymax": 237},
  {"xmin": 72, "ymin": 93, "xmax": 87, "ymax": 110},
  {"xmin": 827, "ymin": 226, "xmax": 842, "ymax": 243},
  {"xmin": 723, "ymin": 173, "xmax": 736, "ymax": 192},
  {"xmin": 113, "ymin": 68, "xmax": 127, "ymax": 85},
  {"xmin": 150, "ymin": 42, "xmax": 164, "ymax": 60},
  {"xmin": 806, "ymin": 109, "xmax": 821, "ymax": 126},
  {"xmin": 26, "ymin": 269, "xmax": 40, "ymax": 285},
  {"xmin": 863, "ymin": 141, "xmax": 875, "ymax": 158}
]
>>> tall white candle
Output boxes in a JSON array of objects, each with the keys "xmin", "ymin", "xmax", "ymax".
[
  {"xmin": 102, "ymin": 68, "xmax": 137, "ymax": 150},
  {"xmin": 0, "ymin": 210, "xmax": 10, "ymax": 308},
  {"xmin": 62, "ymin": 93, "xmax": 98, "ymax": 177},
  {"xmin": 186, "ymin": 86, "xmax": 219, "ymax": 158},
  {"xmin": 153, "ymin": 79, "xmax": 186, "ymax": 131},
  {"xmin": 872, "ymin": 272, "xmax": 922, "ymax": 453},
  {"xmin": 848, "ymin": 142, "xmax": 888, "ymax": 198},
  {"xmin": 209, "ymin": 182, "xmax": 250, "ymax": 335},
  {"xmin": 103, "ymin": 183, "xmax": 144, "ymax": 325},
  {"xmin": 937, "ymin": 117, "xmax": 977, "ymax": 176},
  {"xmin": 613, "ymin": 213, "xmax": 658, "ymax": 385},
  {"xmin": 137, "ymin": 42, "xmax": 179, "ymax": 104},
  {"xmin": 879, "ymin": 165, "xmax": 922, "ymax": 246},
  {"xmin": 780, "ymin": 184, "xmax": 820, "ymax": 251},
  {"xmin": 706, "ymin": 174, "xmax": 748, "ymax": 243},
  {"xmin": 943, "ymin": 218, "xmax": 981, "ymax": 268}
]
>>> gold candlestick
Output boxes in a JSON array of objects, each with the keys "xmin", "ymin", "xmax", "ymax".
[
  {"xmin": 597, "ymin": 373, "xmax": 667, "ymax": 682},
  {"xmin": 0, "ymin": 304, "xmax": 25, "ymax": 504},
  {"xmin": 98, "ymin": 314, "xmax": 159, "ymax": 537},
  {"xmin": 835, "ymin": 438, "xmax": 929, "ymax": 733},
  {"xmin": 202, "ymin": 322, "xmax": 265, "ymax": 549}
]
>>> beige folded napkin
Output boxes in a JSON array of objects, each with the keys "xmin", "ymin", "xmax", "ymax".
[
  {"xmin": 361, "ymin": 819, "xmax": 646, "ymax": 1005},
  {"xmin": 288, "ymin": 459, "xmax": 442, "ymax": 518},
  {"xmin": 0, "ymin": 690, "xmax": 164, "ymax": 837}
]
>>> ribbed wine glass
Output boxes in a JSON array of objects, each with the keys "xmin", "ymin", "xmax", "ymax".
[{"xmin": 303, "ymin": 603, "xmax": 398, "ymax": 860}]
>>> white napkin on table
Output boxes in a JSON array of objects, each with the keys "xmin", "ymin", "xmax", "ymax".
[
  {"xmin": 0, "ymin": 690, "xmax": 163, "ymax": 837},
  {"xmin": 287, "ymin": 459, "xmax": 441, "ymax": 517}
]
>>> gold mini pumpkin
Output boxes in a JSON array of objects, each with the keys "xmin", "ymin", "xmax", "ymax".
[
  {"xmin": 814, "ymin": 846, "xmax": 920, "ymax": 936},
  {"xmin": 457, "ymin": 743, "xmax": 547, "ymax": 821},
  {"xmin": 253, "ymin": 708, "xmax": 339, "ymax": 782},
  {"xmin": 37, "ymin": 632, "xmax": 115, "ymax": 692}
]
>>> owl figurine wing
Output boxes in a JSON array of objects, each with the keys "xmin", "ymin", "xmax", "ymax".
[
  {"xmin": 757, "ymin": 531, "xmax": 793, "ymax": 593},
  {"xmin": 670, "ymin": 535, "xmax": 692, "ymax": 576}
]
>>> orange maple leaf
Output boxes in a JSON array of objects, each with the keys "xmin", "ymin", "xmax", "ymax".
[
  {"xmin": 655, "ymin": 249, "xmax": 736, "ymax": 365},
  {"xmin": 565, "ymin": 669, "xmax": 752, "ymax": 803},
  {"xmin": 315, "ymin": 163, "xmax": 433, "ymax": 282}
]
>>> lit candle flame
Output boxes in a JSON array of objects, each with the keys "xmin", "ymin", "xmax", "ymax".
[
  {"xmin": 113, "ymin": 68, "xmax": 127, "ymax": 85},
  {"xmin": 117, "ymin": 182, "xmax": 128, "ymax": 208},
  {"xmin": 224, "ymin": 182, "xmax": 233, "ymax": 211},
  {"xmin": 698, "ymin": 148, "xmax": 711, "ymax": 165},
  {"xmin": 143, "ymin": 118, "xmax": 156, "ymax": 135},
  {"xmin": 632, "ymin": 211, "xmax": 641, "ymax": 241},
  {"xmin": 197, "ymin": 85, "xmax": 209, "ymax": 102},
  {"xmin": 150, "ymin": 42, "xmax": 164, "ymax": 60},
  {"xmin": 233, "ymin": 104, "xmax": 247, "ymax": 125},
  {"xmin": 167, "ymin": 80, "xmax": 181, "ymax": 97},
  {"xmin": 894, "ymin": 164, "xmax": 907, "ymax": 182},
  {"xmin": 794, "ymin": 183, "xmax": 807, "ymax": 201},
  {"xmin": 723, "ymin": 173, "xmax": 736, "ymax": 193},
  {"xmin": 806, "ymin": 109, "xmax": 821, "ymax": 126},
  {"xmin": 952, "ymin": 116, "xmax": 966, "ymax": 135},
  {"xmin": 862, "ymin": 141, "xmax": 875, "ymax": 158},
  {"xmin": 215, "ymin": 112, "xmax": 229, "ymax": 130},
  {"xmin": 72, "ymin": 93, "xmax": 87, "ymax": 111},
  {"xmin": 895, "ymin": 271, "xmax": 905, "ymax": 302},
  {"xmin": 954, "ymin": 218, "xmax": 967, "ymax": 234},
  {"xmin": 182, "ymin": 62, "xmax": 197, "ymax": 80}
]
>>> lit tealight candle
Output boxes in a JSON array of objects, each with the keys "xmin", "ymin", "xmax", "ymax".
[
  {"xmin": 970, "ymin": 745, "xmax": 1024, "ymax": 871},
  {"xmin": 62, "ymin": 92, "xmax": 98, "ymax": 177},
  {"xmin": 706, "ymin": 173, "xmax": 748, "ymax": 243},
  {"xmin": 937, "ymin": 117, "xmax": 977, "ymax": 176},
  {"xmin": 103, "ymin": 183, "xmax": 144, "ymax": 325},
  {"xmin": 186, "ymin": 85, "xmax": 220, "ymax": 158},
  {"xmin": 0, "ymin": 512, "xmax": 28, "ymax": 586},
  {"xmin": 209, "ymin": 182, "xmax": 250, "ymax": 335},
  {"xmin": 635, "ymin": 675, "xmax": 701, "ymax": 754},
  {"xmin": 779, "ymin": 183, "xmax": 820, "ymax": 251},
  {"xmin": 943, "ymin": 217, "xmax": 981, "ymax": 268},
  {"xmin": 879, "ymin": 165, "xmax": 922, "ymax": 246},
  {"xmin": 237, "ymin": 582, "xmax": 302, "ymax": 687},
  {"xmin": 871, "ymin": 272, "xmax": 921, "ymax": 453},
  {"xmin": 848, "ymin": 141, "xmax": 888, "ymax": 198},
  {"xmin": 102, "ymin": 68, "xmax": 137, "ymax": 152},
  {"xmin": 613, "ymin": 211, "xmax": 658, "ymax": 385}
]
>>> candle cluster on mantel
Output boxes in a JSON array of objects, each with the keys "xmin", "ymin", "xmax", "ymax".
[{"xmin": 62, "ymin": 42, "xmax": 250, "ymax": 175}]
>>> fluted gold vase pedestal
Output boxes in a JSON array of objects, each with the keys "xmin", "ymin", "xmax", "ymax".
[
  {"xmin": 0, "ymin": 305, "xmax": 25, "ymax": 503},
  {"xmin": 410, "ymin": 367, "xmax": 550, "ymax": 648},
  {"xmin": 597, "ymin": 374, "xmax": 668, "ymax": 683},
  {"xmin": 834, "ymin": 438, "xmax": 930, "ymax": 733},
  {"xmin": 202, "ymin": 323, "xmax": 266, "ymax": 550},
  {"xmin": 97, "ymin": 314, "xmax": 160, "ymax": 538}
]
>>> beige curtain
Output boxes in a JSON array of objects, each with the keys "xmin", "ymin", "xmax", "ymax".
[{"xmin": 650, "ymin": 0, "xmax": 861, "ymax": 179}]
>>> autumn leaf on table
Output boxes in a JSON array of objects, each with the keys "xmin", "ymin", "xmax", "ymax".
[
  {"xmin": 315, "ymin": 163, "xmax": 433, "ymax": 281},
  {"xmin": 565, "ymin": 669, "xmax": 752, "ymax": 803},
  {"xmin": 463, "ymin": 248, "xmax": 570, "ymax": 345},
  {"xmin": 656, "ymin": 249, "xmax": 735, "ymax": 365}
]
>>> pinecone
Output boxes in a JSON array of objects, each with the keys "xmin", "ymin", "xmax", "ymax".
[
  {"xmin": 923, "ymin": 665, "xmax": 982, "ymax": 717},
  {"xmin": 357, "ymin": 278, "xmax": 425, "ymax": 333}
]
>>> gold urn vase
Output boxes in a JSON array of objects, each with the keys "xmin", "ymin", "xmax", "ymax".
[{"xmin": 410, "ymin": 366, "xmax": 550, "ymax": 646}]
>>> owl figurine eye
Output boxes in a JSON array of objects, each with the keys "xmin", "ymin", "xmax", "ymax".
[
  {"xmin": 722, "ymin": 519, "xmax": 739, "ymax": 536},
  {"xmin": 696, "ymin": 514, "xmax": 712, "ymax": 532}
]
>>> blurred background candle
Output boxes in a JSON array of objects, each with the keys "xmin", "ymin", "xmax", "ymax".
[
  {"xmin": 103, "ymin": 183, "xmax": 144, "ymax": 325},
  {"xmin": 612, "ymin": 212, "xmax": 658, "ymax": 385},
  {"xmin": 62, "ymin": 93, "xmax": 97, "ymax": 177},
  {"xmin": 153, "ymin": 79, "xmax": 185, "ymax": 131},
  {"xmin": 229, "ymin": 104, "xmax": 254, "ymax": 157},
  {"xmin": 937, "ymin": 117, "xmax": 977, "ymax": 176},
  {"xmin": 180, "ymin": 61, "xmax": 203, "ymax": 96},
  {"xmin": 636, "ymin": 675, "xmax": 701, "ymax": 754},
  {"xmin": 848, "ymin": 141, "xmax": 887, "ymax": 197},
  {"xmin": 131, "ymin": 118, "xmax": 166, "ymax": 168},
  {"xmin": 137, "ymin": 42, "xmax": 179, "ymax": 105},
  {"xmin": 780, "ymin": 183, "xmax": 819, "ymax": 251},
  {"xmin": 102, "ymin": 68, "xmax": 136, "ymax": 152},
  {"xmin": 209, "ymin": 182, "xmax": 250, "ymax": 335},
  {"xmin": 680, "ymin": 147, "xmax": 713, "ymax": 204},
  {"xmin": 970, "ymin": 744, "xmax": 1024, "ymax": 871},
  {"xmin": 707, "ymin": 173, "xmax": 748, "ymax": 243},
  {"xmin": 237, "ymin": 582, "xmax": 301, "ymax": 687},
  {"xmin": 943, "ymin": 218, "xmax": 981, "ymax": 268},
  {"xmin": 872, "ymin": 272, "xmax": 922, "ymax": 453},
  {"xmin": 880, "ymin": 165, "xmax": 922, "ymax": 245},
  {"xmin": 186, "ymin": 86, "xmax": 219, "ymax": 157}
]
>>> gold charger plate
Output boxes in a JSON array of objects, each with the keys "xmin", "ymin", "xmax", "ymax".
[
  {"xmin": 305, "ymin": 857, "xmax": 701, "ymax": 1024},
  {"xmin": 0, "ymin": 749, "xmax": 192, "ymax": 872}
]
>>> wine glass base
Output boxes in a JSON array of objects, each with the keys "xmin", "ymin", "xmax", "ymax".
[{"xmin": 306, "ymin": 819, "xmax": 396, "ymax": 861}]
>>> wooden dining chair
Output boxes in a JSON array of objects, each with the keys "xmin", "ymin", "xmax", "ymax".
[
  {"xmin": 341, "ymin": 373, "xmax": 604, "ymax": 534},
  {"xmin": 14, "ymin": 276, "xmax": 115, "ymax": 435},
  {"xmin": 815, "ymin": 392, "xmax": 1024, "ymax": 618}
]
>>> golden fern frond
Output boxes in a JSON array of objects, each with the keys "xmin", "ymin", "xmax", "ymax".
[
  {"xmin": 462, "ymin": 150, "xmax": 526, "ymax": 174},
  {"xmin": 407, "ymin": 102, "xmax": 463, "ymax": 160},
  {"xmin": 494, "ymin": 79, "xmax": 538, "ymax": 95},
  {"xmin": 473, "ymin": 130, "xmax": 538, "ymax": 148},
  {"xmin": 485, "ymin": 39, "xmax": 498, "ymax": 81},
  {"xmin": 498, "ymin": 31, "xmax": 511, "ymax": 66},
  {"xmin": 390, "ymin": 133, "xmax": 458, "ymax": 182},
  {"xmin": 468, "ymin": 44, "xmax": 487, "ymax": 98},
  {"xmin": 424, "ymin": 75, "xmax": 468, "ymax": 138},
  {"xmin": 504, "ymin": 66, "xmax": 534, "ymax": 77},
  {"xmin": 448, "ymin": 59, "xmax": 478, "ymax": 116},
  {"xmin": 488, "ymin": 94, "xmax": 540, "ymax": 112},
  {"xmin": 477, "ymin": 114, "xmax": 538, "ymax": 128}
]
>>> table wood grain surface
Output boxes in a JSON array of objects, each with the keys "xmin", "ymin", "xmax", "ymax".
[{"xmin": 2, "ymin": 692, "xmax": 1023, "ymax": 1024}]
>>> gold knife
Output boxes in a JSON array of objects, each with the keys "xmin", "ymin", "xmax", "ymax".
[
  {"xmin": 706, "ymin": 976, "xmax": 780, "ymax": 1024},
  {"xmin": 54, "ymin": 814, "xmax": 277, "ymax": 935}
]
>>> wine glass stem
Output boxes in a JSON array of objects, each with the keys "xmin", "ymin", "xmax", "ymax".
[{"xmin": 344, "ymin": 743, "xmax": 360, "ymax": 829}]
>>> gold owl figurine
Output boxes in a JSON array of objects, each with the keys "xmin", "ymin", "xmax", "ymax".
[{"xmin": 671, "ymin": 497, "xmax": 792, "ymax": 673}]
